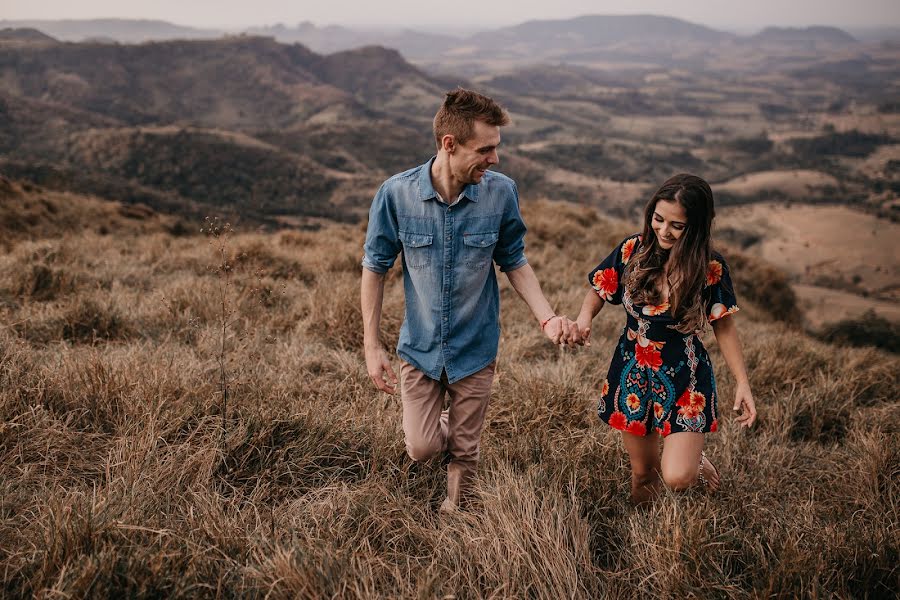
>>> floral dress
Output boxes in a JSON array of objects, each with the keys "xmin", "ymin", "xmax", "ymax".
[{"xmin": 588, "ymin": 235, "xmax": 739, "ymax": 437}]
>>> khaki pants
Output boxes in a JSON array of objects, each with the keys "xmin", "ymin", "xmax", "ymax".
[{"xmin": 400, "ymin": 360, "xmax": 495, "ymax": 507}]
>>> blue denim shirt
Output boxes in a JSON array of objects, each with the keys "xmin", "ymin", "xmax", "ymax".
[{"xmin": 362, "ymin": 157, "xmax": 528, "ymax": 383}]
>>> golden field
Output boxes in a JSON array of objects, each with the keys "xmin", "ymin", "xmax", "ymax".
[{"xmin": 0, "ymin": 184, "xmax": 897, "ymax": 598}]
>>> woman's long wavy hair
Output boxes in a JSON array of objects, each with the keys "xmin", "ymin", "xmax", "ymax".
[{"xmin": 624, "ymin": 174, "xmax": 715, "ymax": 333}]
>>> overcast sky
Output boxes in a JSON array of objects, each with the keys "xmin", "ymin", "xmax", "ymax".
[{"xmin": 4, "ymin": 0, "xmax": 899, "ymax": 31}]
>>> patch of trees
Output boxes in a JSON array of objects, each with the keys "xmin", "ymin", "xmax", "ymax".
[
  {"xmin": 114, "ymin": 130, "xmax": 339, "ymax": 216},
  {"xmin": 726, "ymin": 135, "xmax": 774, "ymax": 155},
  {"xmin": 789, "ymin": 130, "xmax": 895, "ymax": 158},
  {"xmin": 759, "ymin": 102, "xmax": 797, "ymax": 120},
  {"xmin": 519, "ymin": 142, "xmax": 704, "ymax": 183}
]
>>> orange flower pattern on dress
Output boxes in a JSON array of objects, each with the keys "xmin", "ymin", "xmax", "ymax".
[
  {"xmin": 626, "ymin": 420, "xmax": 647, "ymax": 436},
  {"xmin": 676, "ymin": 389, "xmax": 706, "ymax": 420},
  {"xmin": 609, "ymin": 411, "xmax": 627, "ymax": 430},
  {"xmin": 591, "ymin": 236, "xmax": 736, "ymax": 438},
  {"xmin": 592, "ymin": 267, "xmax": 618, "ymax": 301},
  {"xmin": 626, "ymin": 393, "xmax": 641, "ymax": 413},
  {"xmin": 707, "ymin": 259, "xmax": 723, "ymax": 286},
  {"xmin": 642, "ymin": 302, "xmax": 670, "ymax": 316},
  {"xmin": 654, "ymin": 402, "xmax": 664, "ymax": 420},
  {"xmin": 709, "ymin": 303, "xmax": 740, "ymax": 322},
  {"xmin": 627, "ymin": 329, "xmax": 665, "ymax": 350},
  {"xmin": 635, "ymin": 343, "xmax": 663, "ymax": 371},
  {"xmin": 621, "ymin": 236, "xmax": 637, "ymax": 264}
]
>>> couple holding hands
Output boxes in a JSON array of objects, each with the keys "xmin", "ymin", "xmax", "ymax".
[{"xmin": 361, "ymin": 88, "xmax": 756, "ymax": 511}]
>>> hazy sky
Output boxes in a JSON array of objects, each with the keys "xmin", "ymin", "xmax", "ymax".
[{"xmin": 4, "ymin": 0, "xmax": 899, "ymax": 31}]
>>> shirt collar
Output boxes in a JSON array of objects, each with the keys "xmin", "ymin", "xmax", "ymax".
[{"xmin": 417, "ymin": 156, "xmax": 480, "ymax": 203}]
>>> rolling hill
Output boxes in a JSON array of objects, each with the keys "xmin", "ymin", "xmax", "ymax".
[{"xmin": 0, "ymin": 35, "xmax": 450, "ymax": 220}]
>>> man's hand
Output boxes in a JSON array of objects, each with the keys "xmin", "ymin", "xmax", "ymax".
[
  {"xmin": 542, "ymin": 315, "xmax": 565, "ymax": 344},
  {"xmin": 543, "ymin": 316, "xmax": 585, "ymax": 347},
  {"xmin": 365, "ymin": 344, "xmax": 398, "ymax": 394}
]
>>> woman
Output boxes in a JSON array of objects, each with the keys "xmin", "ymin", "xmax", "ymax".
[{"xmin": 575, "ymin": 174, "xmax": 756, "ymax": 505}]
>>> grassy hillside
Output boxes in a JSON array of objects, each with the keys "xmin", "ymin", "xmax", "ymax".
[
  {"xmin": 0, "ymin": 176, "xmax": 182, "ymax": 249},
  {"xmin": 0, "ymin": 195, "xmax": 896, "ymax": 598}
]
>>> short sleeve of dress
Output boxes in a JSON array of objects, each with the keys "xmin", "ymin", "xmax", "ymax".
[
  {"xmin": 705, "ymin": 253, "xmax": 740, "ymax": 322},
  {"xmin": 587, "ymin": 234, "xmax": 640, "ymax": 305}
]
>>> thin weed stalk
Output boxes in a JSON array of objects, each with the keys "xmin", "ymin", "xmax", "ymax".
[{"xmin": 203, "ymin": 216, "xmax": 237, "ymax": 448}]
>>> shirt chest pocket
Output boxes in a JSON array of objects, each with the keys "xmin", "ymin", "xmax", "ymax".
[
  {"xmin": 463, "ymin": 231, "xmax": 499, "ymax": 271},
  {"xmin": 399, "ymin": 231, "xmax": 434, "ymax": 269}
]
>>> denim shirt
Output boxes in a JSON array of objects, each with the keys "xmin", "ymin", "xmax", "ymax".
[{"xmin": 362, "ymin": 157, "xmax": 528, "ymax": 383}]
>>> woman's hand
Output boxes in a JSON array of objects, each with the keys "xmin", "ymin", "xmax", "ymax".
[
  {"xmin": 575, "ymin": 313, "xmax": 593, "ymax": 347},
  {"xmin": 732, "ymin": 382, "xmax": 756, "ymax": 428}
]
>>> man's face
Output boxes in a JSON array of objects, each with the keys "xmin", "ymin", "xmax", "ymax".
[{"xmin": 449, "ymin": 120, "xmax": 500, "ymax": 184}]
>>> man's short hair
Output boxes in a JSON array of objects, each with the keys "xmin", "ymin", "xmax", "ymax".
[{"xmin": 433, "ymin": 87, "xmax": 510, "ymax": 150}]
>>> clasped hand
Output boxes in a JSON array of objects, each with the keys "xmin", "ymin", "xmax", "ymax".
[{"xmin": 543, "ymin": 315, "xmax": 592, "ymax": 348}]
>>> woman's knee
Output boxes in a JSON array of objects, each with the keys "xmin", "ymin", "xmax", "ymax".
[
  {"xmin": 631, "ymin": 460, "xmax": 659, "ymax": 485},
  {"xmin": 662, "ymin": 465, "xmax": 699, "ymax": 491},
  {"xmin": 631, "ymin": 462, "xmax": 659, "ymax": 485}
]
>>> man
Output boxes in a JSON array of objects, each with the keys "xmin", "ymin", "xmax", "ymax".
[{"xmin": 361, "ymin": 88, "xmax": 577, "ymax": 511}]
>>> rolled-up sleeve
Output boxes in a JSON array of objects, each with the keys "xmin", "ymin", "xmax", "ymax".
[
  {"xmin": 362, "ymin": 183, "xmax": 401, "ymax": 274},
  {"xmin": 493, "ymin": 182, "xmax": 528, "ymax": 272}
]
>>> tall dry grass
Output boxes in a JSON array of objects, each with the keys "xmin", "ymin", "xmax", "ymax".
[{"xmin": 0, "ymin": 199, "xmax": 897, "ymax": 598}]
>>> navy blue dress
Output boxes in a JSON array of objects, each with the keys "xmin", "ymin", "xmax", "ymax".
[{"xmin": 588, "ymin": 235, "xmax": 739, "ymax": 437}]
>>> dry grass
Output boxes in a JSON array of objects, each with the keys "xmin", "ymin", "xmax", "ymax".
[
  {"xmin": 0, "ymin": 177, "xmax": 182, "ymax": 251},
  {"xmin": 0, "ymin": 199, "xmax": 897, "ymax": 598}
]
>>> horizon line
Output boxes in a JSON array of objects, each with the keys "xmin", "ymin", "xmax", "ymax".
[{"xmin": 2, "ymin": 14, "xmax": 899, "ymax": 33}]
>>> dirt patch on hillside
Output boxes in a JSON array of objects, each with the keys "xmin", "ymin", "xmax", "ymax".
[
  {"xmin": 714, "ymin": 170, "xmax": 839, "ymax": 197},
  {"xmin": 793, "ymin": 284, "xmax": 900, "ymax": 327},
  {"xmin": 717, "ymin": 202, "xmax": 900, "ymax": 325}
]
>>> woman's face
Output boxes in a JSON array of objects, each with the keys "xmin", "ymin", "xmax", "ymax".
[{"xmin": 651, "ymin": 198, "xmax": 688, "ymax": 250}]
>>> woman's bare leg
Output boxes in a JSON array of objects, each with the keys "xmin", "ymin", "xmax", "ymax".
[
  {"xmin": 622, "ymin": 431, "xmax": 663, "ymax": 505},
  {"xmin": 660, "ymin": 432, "xmax": 719, "ymax": 491}
]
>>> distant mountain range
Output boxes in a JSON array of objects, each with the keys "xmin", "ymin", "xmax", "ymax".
[
  {"xmin": 0, "ymin": 18, "xmax": 221, "ymax": 43},
  {"xmin": 1, "ymin": 16, "xmax": 896, "ymax": 225},
  {"xmin": 751, "ymin": 26, "xmax": 858, "ymax": 45},
  {"xmin": 0, "ymin": 15, "xmax": 879, "ymax": 65}
]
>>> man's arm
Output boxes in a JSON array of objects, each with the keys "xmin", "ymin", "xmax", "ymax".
[
  {"xmin": 494, "ymin": 183, "xmax": 578, "ymax": 346},
  {"xmin": 505, "ymin": 263, "xmax": 576, "ymax": 346},
  {"xmin": 360, "ymin": 182, "xmax": 401, "ymax": 394},
  {"xmin": 361, "ymin": 268, "xmax": 398, "ymax": 394}
]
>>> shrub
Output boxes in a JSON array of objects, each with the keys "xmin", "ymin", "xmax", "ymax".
[
  {"xmin": 818, "ymin": 311, "xmax": 900, "ymax": 354},
  {"xmin": 723, "ymin": 249, "xmax": 799, "ymax": 325},
  {"xmin": 11, "ymin": 264, "xmax": 84, "ymax": 301},
  {"xmin": 62, "ymin": 298, "xmax": 132, "ymax": 343}
]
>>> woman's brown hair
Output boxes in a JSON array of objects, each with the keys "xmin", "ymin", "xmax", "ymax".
[{"xmin": 624, "ymin": 174, "xmax": 715, "ymax": 333}]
